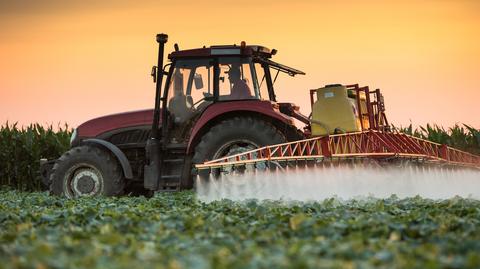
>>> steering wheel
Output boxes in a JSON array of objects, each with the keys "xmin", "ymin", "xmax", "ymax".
[
  {"xmin": 192, "ymin": 92, "xmax": 214, "ymax": 110},
  {"xmin": 190, "ymin": 92, "xmax": 212, "ymax": 109},
  {"xmin": 192, "ymin": 97, "xmax": 205, "ymax": 108}
]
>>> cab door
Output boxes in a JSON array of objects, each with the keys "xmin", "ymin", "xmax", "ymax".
[{"xmin": 166, "ymin": 59, "xmax": 213, "ymax": 142}]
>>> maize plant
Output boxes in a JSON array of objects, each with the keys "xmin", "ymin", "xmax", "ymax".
[
  {"xmin": 395, "ymin": 123, "xmax": 480, "ymax": 155},
  {"xmin": 0, "ymin": 123, "xmax": 71, "ymax": 191}
]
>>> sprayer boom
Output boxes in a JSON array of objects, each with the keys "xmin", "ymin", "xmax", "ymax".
[{"xmin": 195, "ymin": 130, "xmax": 480, "ymax": 174}]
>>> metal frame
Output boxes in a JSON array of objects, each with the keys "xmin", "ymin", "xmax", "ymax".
[{"xmin": 195, "ymin": 130, "xmax": 480, "ymax": 170}]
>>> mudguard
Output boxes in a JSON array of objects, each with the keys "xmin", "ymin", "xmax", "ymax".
[
  {"xmin": 82, "ymin": 138, "xmax": 134, "ymax": 179},
  {"xmin": 187, "ymin": 100, "xmax": 294, "ymax": 153}
]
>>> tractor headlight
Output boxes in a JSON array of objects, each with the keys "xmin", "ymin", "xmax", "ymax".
[{"xmin": 70, "ymin": 128, "xmax": 78, "ymax": 145}]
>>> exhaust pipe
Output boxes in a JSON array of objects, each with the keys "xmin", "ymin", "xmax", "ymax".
[{"xmin": 144, "ymin": 33, "xmax": 168, "ymax": 190}]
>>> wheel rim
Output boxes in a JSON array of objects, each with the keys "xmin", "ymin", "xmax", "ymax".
[
  {"xmin": 212, "ymin": 139, "xmax": 259, "ymax": 160},
  {"xmin": 63, "ymin": 163, "xmax": 104, "ymax": 198},
  {"xmin": 210, "ymin": 139, "xmax": 259, "ymax": 176},
  {"xmin": 205, "ymin": 139, "xmax": 266, "ymax": 194}
]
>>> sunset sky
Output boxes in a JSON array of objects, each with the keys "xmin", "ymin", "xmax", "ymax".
[{"xmin": 1, "ymin": 0, "xmax": 479, "ymax": 129}]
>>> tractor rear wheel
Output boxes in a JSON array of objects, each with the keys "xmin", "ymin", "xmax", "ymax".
[
  {"xmin": 192, "ymin": 117, "xmax": 287, "ymax": 181},
  {"xmin": 50, "ymin": 145, "xmax": 125, "ymax": 198}
]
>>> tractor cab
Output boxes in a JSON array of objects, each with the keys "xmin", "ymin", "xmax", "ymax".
[
  {"xmin": 161, "ymin": 42, "xmax": 305, "ymax": 143},
  {"xmin": 142, "ymin": 36, "xmax": 308, "ymax": 191}
]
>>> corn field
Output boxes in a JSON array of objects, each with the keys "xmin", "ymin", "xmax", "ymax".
[
  {"xmin": 394, "ymin": 124, "xmax": 480, "ymax": 155},
  {"xmin": 0, "ymin": 123, "xmax": 479, "ymax": 191},
  {"xmin": 0, "ymin": 123, "xmax": 71, "ymax": 191}
]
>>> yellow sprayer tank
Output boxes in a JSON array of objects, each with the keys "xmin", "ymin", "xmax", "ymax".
[{"xmin": 311, "ymin": 84, "xmax": 366, "ymax": 136}]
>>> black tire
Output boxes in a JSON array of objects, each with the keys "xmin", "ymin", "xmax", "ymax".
[
  {"xmin": 192, "ymin": 117, "xmax": 287, "ymax": 181},
  {"xmin": 50, "ymin": 145, "xmax": 125, "ymax": 198}
]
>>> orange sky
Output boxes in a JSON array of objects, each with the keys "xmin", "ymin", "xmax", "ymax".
[{"xmin": 1, "ymin": 0, "xmax": 479, "ymax": 129}]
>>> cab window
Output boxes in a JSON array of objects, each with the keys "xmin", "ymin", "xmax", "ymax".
[
  {"xmin": 167, "ymin": 59, "xmax": 213, "ymax": 123},
  {"xmin": 218, "ymin": 57, "xmax": 257, "ymax": 101}
]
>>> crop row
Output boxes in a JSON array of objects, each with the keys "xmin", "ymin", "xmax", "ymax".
[
  {"xmin": 0, "ymin": 123, "xmax": 478, "ymax": 191},
  {"xmin": 1, "ymin": 190, "xmax": 480, "ymax": 268}
]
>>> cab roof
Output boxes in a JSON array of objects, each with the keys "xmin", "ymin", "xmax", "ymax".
[
  {"xmin": 168, "ymin": 44, "xmax": 305, "ymax": 76},
  {"xmin": 168, "ymin": 45, "xmax": 273, "ymax": 59}
]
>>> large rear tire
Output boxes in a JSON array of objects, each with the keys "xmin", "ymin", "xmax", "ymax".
[
  {"xmin": 192, "ymin": 117, "xmax": 287, "ymax": 182},
  {"xmin": 50, "ymin": 145, "xmax": 125, "ymax": 198}
]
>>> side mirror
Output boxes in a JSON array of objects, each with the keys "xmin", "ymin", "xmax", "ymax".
[
  {"xmin": 194, "ymin": 73, "xmax": 204, "ymax": 89},
  {"xmin": 151, "ymin": 66, "xmax": 157, "ymax": 83}
]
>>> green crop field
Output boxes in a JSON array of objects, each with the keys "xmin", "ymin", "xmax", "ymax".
[
  {"xmin": 1, "ymin": 123, "xmax": 480, "ymax": 268},
  {"xmin": 1, "ymin": 189, "xmax": 480, "ymax": 269}
]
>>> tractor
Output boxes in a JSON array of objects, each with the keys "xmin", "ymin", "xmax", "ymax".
[
  {"xmin": 41, "ymin": 33, "xmax": 480, "ymax": 198},
  {"xmin": 41, "ymin": 33, "xmax": 308, "ymax": 197}
]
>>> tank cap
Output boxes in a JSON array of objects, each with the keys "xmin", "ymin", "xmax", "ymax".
[{"xmin": 325, "ymin": 84, "xmax": 343, "ymax": 88}]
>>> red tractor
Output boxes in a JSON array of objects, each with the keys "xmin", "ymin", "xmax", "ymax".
[{"xmin": 42, "ymin": 34, "xmax": 309, "ymax": 197}]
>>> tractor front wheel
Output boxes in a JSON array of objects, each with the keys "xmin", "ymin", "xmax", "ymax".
[{"xmin": 50, "ymin": 145, "xmax": 125, "ymax": 198}]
